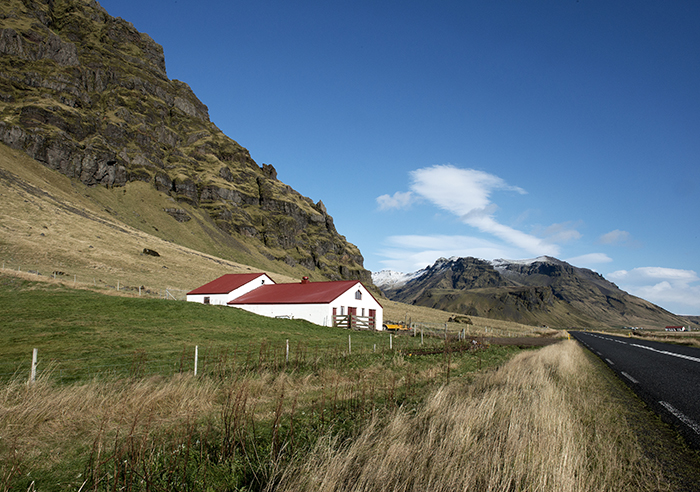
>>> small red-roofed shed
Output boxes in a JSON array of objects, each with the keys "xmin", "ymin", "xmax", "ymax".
[{"xmin": 186, "ymin": 273, "xmax": 274, "ymax": 306}]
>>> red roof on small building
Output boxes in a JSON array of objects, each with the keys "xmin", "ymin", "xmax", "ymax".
[
  {"xmin": 229, "ymin": 280, "xmax": 366, "ymax": 305},
  {"xmin": 187, "ymin": 273, "xmax": 270, "ymax": 295}
]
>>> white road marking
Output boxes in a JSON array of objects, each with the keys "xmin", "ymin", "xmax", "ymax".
[
  {"xmin": 621, "ymin": 372, "xmax": 638, "ymax": 384},
  {"xmin": 605, "ymin": 358, "xmax": 614, "ymax": 365},
  {"xmin": 631, "ymin": 344, "xmax": 700, "ymax": 364},
  {"xmin": 659, "ymin": 401, "xmax": 700, "ymax": 435}
]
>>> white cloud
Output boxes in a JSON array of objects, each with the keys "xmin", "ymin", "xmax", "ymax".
[
  {"xmin": 377, "ymin": 234, "xmax": 517, "ymax": 272},
  {"xmin": 405, "ymin": 164, "xmax": 559, "ymax": 256},
  {"xmin": 376, "ymin": 191, "xmax": 414, "ymax": 211},
  {"xmin": 409, "ymin": 165, "xmax": 526, "ymax": 217},
  {"xmin": 608, "ymin": 267, "xmax": 700, "ymax": 315},
  {"xmin": 609, "ymin": 267, "xmax": 699, "ymax": 285},
  {"xmin": 599, "ymin": 229, "xmax": 630, "ymax": 245},
  {"xmin": 542, "ymin": 222, "xmax": 582, "ymax": 243},
  {"xmin": 463, "ymin": 213, "xmax": 560, "ymax": 256},
  {"xmin": 565, "ymin": 253, "xmax": 613, "ymax": 269}
]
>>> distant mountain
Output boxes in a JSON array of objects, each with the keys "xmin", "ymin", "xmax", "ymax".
[
  {"xmin": 374, "ymin": 256, "xmax": 694, "ymax": 329},
  {"xmin": 0, "ymin": 0, "xmax": 370, "ymax": 283}
]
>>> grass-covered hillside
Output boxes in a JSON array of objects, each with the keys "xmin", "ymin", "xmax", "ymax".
[{"xmin": 0, "ymin": 0, "xmax": 369, "ymax": 282}]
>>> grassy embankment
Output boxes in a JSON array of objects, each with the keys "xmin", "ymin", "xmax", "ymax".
[
  {"xmin": 271, "ymin": 340, "xmax": 692, "ymax": 492},
  {"xmin": 2, "ymin": 272, "xmax": 699, "ymax": 491}
]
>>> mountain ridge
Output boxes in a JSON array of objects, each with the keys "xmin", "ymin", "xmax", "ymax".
[{"xmin": 374, "ymin": 256, "xmax": 695, "ymax": 329}]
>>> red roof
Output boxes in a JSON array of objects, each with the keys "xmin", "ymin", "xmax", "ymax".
[
  {"xmin": 229, "ymin": 280, "xmax": 366, "ymax": 305},
  {"xmin": 187, "ymin": 273, "xmax": 269, "ymax": 295}
]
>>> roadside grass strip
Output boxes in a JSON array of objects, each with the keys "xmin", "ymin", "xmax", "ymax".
[{"xmin": 270, "ymin": 340, "xmax": 668, "ymax": 492}]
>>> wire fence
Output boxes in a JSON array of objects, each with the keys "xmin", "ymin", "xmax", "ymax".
[
  {"xmin": 1, "ymin": 261, "xmax": 189, "ymax": 300},
  {"xmin": 1, "ymin": 332, "xmax": 454, "ymax": 385},
  {"xmin": 404, "ymin": 321, "xmax": 538, "ymax": 339}
]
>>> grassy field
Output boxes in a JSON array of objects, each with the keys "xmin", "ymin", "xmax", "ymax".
[
  {"xmin": 0, "ymin": 272, "xmax": 522, "ymax": 491},
  {"xmin": 0, "ymin": 271, "xmax": 464, "ymax": 383},
  {"xmin": 2, "ymin": 272, "xmax": 700, "ymax": 491},
  {"xmin": 0, "ymin": 269, "xmax": 562, "ymax": 383}
]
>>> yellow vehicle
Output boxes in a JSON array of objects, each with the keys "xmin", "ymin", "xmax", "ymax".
[{"xmin": 383, "ymin": 321, "xmax": 410, "ymax": 331}]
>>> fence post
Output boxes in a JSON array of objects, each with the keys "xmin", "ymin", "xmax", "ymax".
[
  {"xmin": 117, "ymin": 281, "xmax": 120, "ymax": 291},
  {"xmin": 390, "ymin": 334, "xmax": 393, "ymax": 351},
  {"xmin": 421, "ymin": 328, "xmax": 424, "ymax": 345},
  {"xmin": 30, "ymin": 348, "xmax": 38, "ymax": 384},
  {"xmin": 286, "ymin": 339, "xmax": 289, "ymax": 363},
  {"xmin": 348, "ymin": 334, "xmax": 352, "ymax": 355},
  {"xmin": 194, "ymin": 345, "xmax": 198, "ymax": 376}
]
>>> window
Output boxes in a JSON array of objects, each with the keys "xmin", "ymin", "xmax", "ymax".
[
  {"xmin": 203, "ymin": 297, "xmax": 210, "ymax": 305},
  {"xmin": 355, "ymin": 290, "xmax": 362, "ymax": 300}
]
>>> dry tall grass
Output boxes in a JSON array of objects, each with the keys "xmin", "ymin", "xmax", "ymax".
[
  {"xmin": 0, "ymin": 358, "xmax": 432, "ymax": 490},
  {"xmin": 271, "ymin": 340, "xmax": 667, "ymax": 492}
]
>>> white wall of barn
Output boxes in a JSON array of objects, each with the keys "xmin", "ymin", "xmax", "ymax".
[
  {"xmin": 186, "ymin": 274, "xmax": 274, "ymax": 306},
  {"xmin": 233, "ymin": 283, "xmax": 383, "ymax": 329}
]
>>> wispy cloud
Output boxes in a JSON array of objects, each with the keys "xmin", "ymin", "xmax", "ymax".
[
  {"xmin": 376, "ymin": 191, "xmax": 414, "ymax": 211},
  {"xmin": 608, "ymin": 267, "xmax": 700, "ymax": 315},
  {"xmin": 609, "ymin": 267, "xmax": 699, "ymax": 285},
  {"xmin": 377, "ymin": 234, "xmax": 517, "ymax": 272},
  {"xmin": 408, "ymin": 165, "xmax": 526, "ymax": 216},
  {"xmin": 598, "ymin": 229, "xmax": 642, "ymax": 248},
  {"xmin": 566, "ymin": 253, "xmax": 613, "ymax": 269},
  {"xmin": 406, "ymin": 165, "xmax": 559, "ymax": 256},
  {"xmin": 599, "ymin": 229, "xmax": 630, "ymax": 244},
  {"xmin": 542, "ymin": 222, "xmax": 582, "ymax": 243}
]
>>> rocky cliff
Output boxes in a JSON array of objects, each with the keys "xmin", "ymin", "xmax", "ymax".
[{"xmin": 0, "ymin": 0, "xmax": 370, "ymax": 282}]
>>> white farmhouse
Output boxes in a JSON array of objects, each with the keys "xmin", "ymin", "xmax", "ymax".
[
  {"xmin": 188, "ymin": 274, "xmax": 383, "ymax": 330},
  {"xmin": 186, "ymin": 273, "xmax": 274, "ymax": 306}
]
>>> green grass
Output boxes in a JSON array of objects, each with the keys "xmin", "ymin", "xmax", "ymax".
[
  {"xmin": 0, "ymin": 273, "xmax": 493, "ymax": 383},
  {"xmin": 0, "ymin": 272, "xmax": 525, "ymax": 491}
]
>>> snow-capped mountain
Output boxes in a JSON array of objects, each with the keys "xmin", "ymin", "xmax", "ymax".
[
  {"xmin": 372, "ymin": 269, "xmax": 424, "ymax": 290},
  {"xmin": 372, "ymin": 256, "xmax": 692, "ymax": 329}
]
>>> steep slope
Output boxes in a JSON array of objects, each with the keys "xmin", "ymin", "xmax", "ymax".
[
  {"xmin": 376, "ymin": 257, "xmax": 693, "ymax": 329},
  {"xmin": 0, "ymin": 0, "xmax": 369, "ymax": 283}
]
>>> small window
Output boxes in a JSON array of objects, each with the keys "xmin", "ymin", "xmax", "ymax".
[
  {"xmin": 355, "ymin": 290, "xmax": 362, "ymax": 300},
  {"xmin": 203, "ymin": 296, "xmax": 210, "ymax": 305}
]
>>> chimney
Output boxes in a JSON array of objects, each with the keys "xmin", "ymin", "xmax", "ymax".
[{"xmin": 301, "ymin": 277, "xmax": 310, "ymax": 284}]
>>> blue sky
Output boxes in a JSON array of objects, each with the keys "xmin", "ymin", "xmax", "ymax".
[{"xmin": 97, "ymin": 0, "xmax": 700, "ymax": 315}]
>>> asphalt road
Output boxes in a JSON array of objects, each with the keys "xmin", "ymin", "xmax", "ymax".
[{"xmin": 569, "ymin": 331, "xmax": 700, "ymax": 450}]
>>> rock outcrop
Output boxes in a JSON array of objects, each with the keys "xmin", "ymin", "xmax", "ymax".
[{"xmin": 0, "ymin": 0, "xmax": 370, "ymax": 283}]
